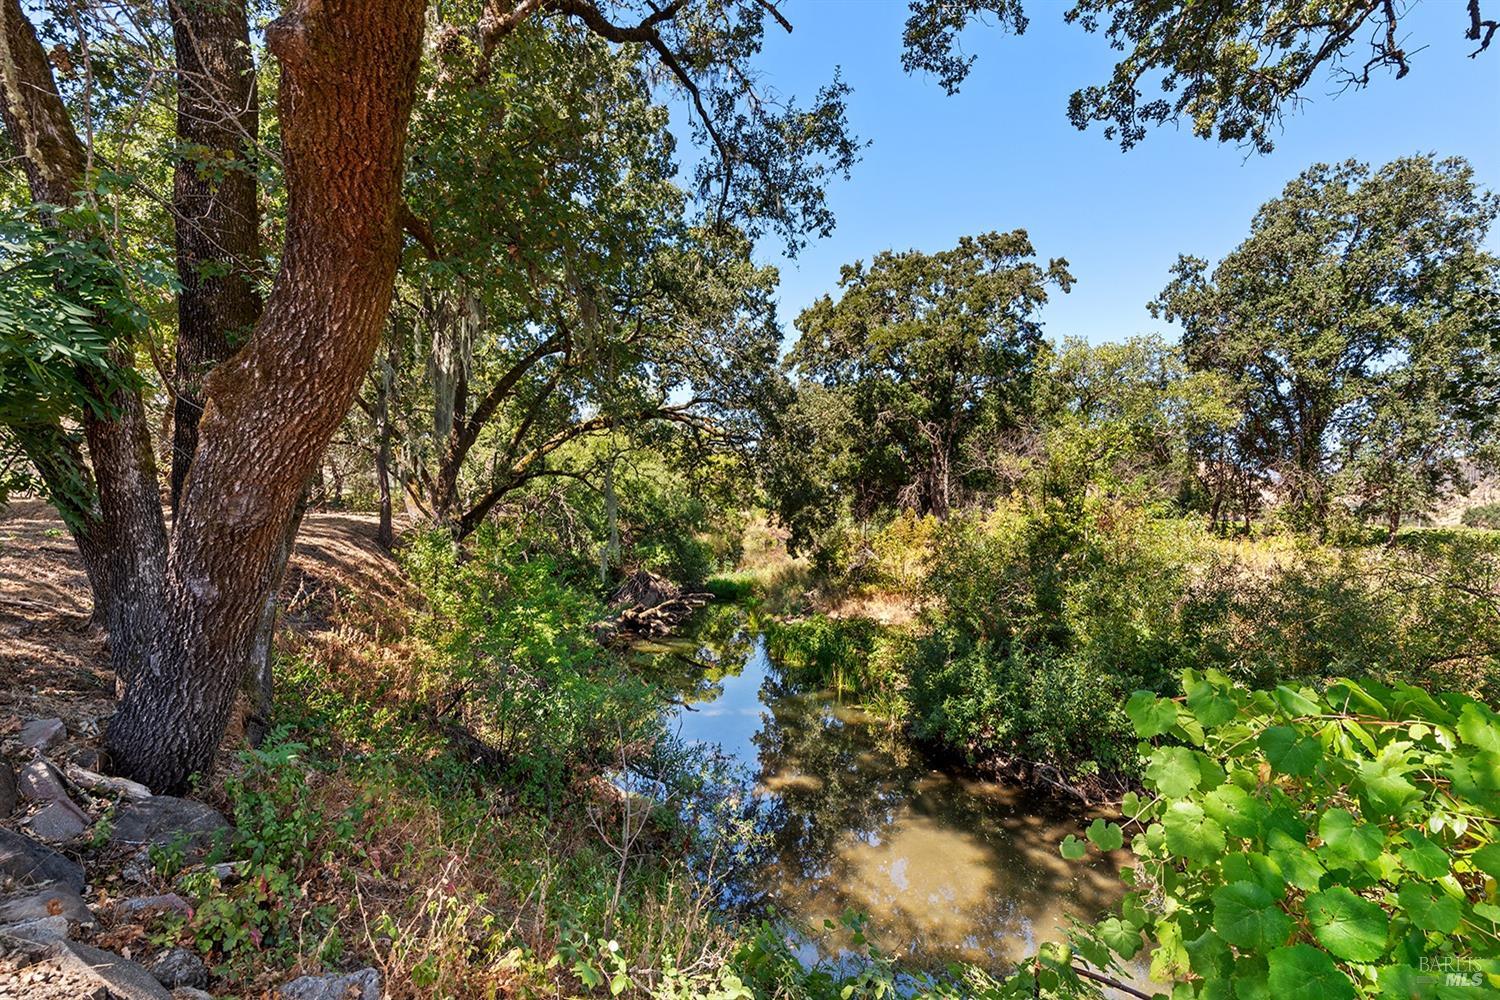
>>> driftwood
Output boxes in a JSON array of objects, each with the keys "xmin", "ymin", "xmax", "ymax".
[
  {"xmin": 63, "ymin": 763, "xmax": 153, "ymax": 800},
  {"xmin": 597, "ymin": 569, "xmax": 711, "ymax": 645}
]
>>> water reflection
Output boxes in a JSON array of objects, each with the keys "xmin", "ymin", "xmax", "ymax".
[{"xmin": 660, "ymin": 630, "xmax": 1125, "ymax": 973}]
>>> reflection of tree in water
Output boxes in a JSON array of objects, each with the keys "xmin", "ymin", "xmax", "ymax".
[
  {"xmin": 656, "ymin": 621, "xmax": 1126, "ymax": 974},
  {"xmin": 637, "ymin": 605, "xmax": 757, "ymax": 705},
  {"xmin": 749, "ymin": 655, "xmax": 1124, "ymax": 973}
]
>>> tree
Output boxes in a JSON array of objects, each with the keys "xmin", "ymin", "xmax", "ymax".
[
  {"xmin": 1153, "ymin": 156, "xmax": 1500, "ymax": 531},
  {"xmin": 390, "ymin": 21, "xmax": 785, "ymax": 540},
  {"xmin": 783, "ymin": 230, "xmax": 1072, "ymax": 519},
  {"xmin": 1027, "ymin": 335, "xmax": 1237, "ymax": 512},
  {"xmin": 0, "ymin": 0, "xmax": 858, "ymax": 792},
  {"xmin": 903, "ymin": 0, "xmax": 1497, "ymax": 152}
]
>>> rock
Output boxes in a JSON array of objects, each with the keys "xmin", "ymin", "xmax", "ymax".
[
  {"xmin": 208, "ymin": 860, "xmax": 246, "ymax": 884},
  {"xmin": 111, "ymin": 797, "xmax": 229, "ymax": 852},
  {"xmin": 19, "ymin": 719, "xmax": 65, "ymax": 752},
  {"xmin": 0, "ymin": 827, "xmax": 85, "ymax": 891},
  {"xmin": 279, "ymin": 968, "xmax": 381, "ymax": 1000},
  {"xmin": 0, "ymin": 883, "xmax": 93, "ymax": 926},
  {"xmin": 0, "ymin": 760, "xmax": 15, "ymax": 818},
  {"xmin": 72, "ymin": 747, "xmax": 104, "ymax": 771},
  {"xmin": 26, "ymin": 798, "xmax": 90, "ymax": 843},
  {"xmin": 0, "ymin": 914, "xmax": 70, "ymax": 943},
  {"xmin": 18, "ymin": 760, "xmax": 69, "ymax": 801},
  {"xmin": 172, "ymin": 990, "xmax": 214, "ymax": 1000},
  {"xmin": 49, "ymin": 938, "xmax": 173, "ymax": 1000},
  {"xmin": 148, "ymin": 947, "xmax": 208, "ymax": 990},
  {"xmin": 116, "ymin": 893, "xmax": 194, "ymax": 918}
]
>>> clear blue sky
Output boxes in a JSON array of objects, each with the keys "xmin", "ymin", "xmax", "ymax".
[{"xmin": 677, "ymin": 0, "xmax": 1500, "ymax": 347}]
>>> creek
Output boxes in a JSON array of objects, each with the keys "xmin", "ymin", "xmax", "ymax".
[{"xmin": 650, "ymin": 626, "xmax": 1127, "ymax": 976}]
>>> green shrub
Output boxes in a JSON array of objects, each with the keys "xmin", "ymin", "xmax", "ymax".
[
  {"xmin": 1058, "ymin": 670, "xmax": 1500, "ymax": 998},
  {"xmin": 1461, "ymin": 503, "xmax": 1500, "ymax": 530},
  {"xmin": 402, "ymin": 526, "xmax": 661, "ymax": 801}
]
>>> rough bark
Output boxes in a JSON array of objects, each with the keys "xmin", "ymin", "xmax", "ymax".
[
  {"xmin": 169, "ymin": 0, "xmax": 263, "ymax": 509},
  {"xmin": 105, "ymin": 0, "xmax": 429, "ymax": 792}
]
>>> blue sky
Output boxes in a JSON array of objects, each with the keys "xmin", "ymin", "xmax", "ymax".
[{"xmin": 681, "ymin": 0, "xmax": 1500, "ymax": 347}]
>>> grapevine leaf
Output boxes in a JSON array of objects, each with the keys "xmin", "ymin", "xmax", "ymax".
[
  {"xmin": 1164, "ymin": 801, "xmax": 1225, "ymax": 862},
  {"xmin": 1306, "ymin": 887, "xmax": 1389, "ymax": 962},
  {"xmin": 1126, "ymin": 690, "xmax": 1177, "ymax": 738},
  {"xmin": 1266, "ymin": 944, "xmax": 1356, "ymax": 1000},
  {"xmin": 1259, "ymin": 726, "xmax": 1320, "ymax": 776},
  {"xmin": 1086, "ymin": 819, "xmax": 1123, "ymax": 852},
  {"xmin": 1212, "ymin": 881, "xmax": 1291, "ymax": 952},
  {"xmin": 1397, "ymin": 882, "xmax": 1461, "ymax": 933}
]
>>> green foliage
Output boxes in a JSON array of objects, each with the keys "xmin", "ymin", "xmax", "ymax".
[
  {"xmin": 403, "ymin": 525, "xmax": 660, "ymax": 801},
  {"xmin": 765, "ymin": 230, "xmax": 1072, "ymax": 547},
  {"xmin": 1060, "ymin": 669, "xmax": 1500, "ymax": 997},
  {"xmin": 0, "ymin": 204, "xmax": 168, "ymax": 517},
  {"xmin": 1461, "ymin": 504, "xmax": 1500, "ymax": 531},
  {"xmin": 765, "ymin": 615, "xmax": 884, "ymax": 697},
  {"xmin": 1157, "ymin": 156, "xmax": 1500, "ymax": 531},
  {"xmin": 177, "ymin": 738, "xmax": 361, "ymax": 967},
  {"xmin": 1063, "ymin": 2, "xmax": 1487, "ymax": 153}
]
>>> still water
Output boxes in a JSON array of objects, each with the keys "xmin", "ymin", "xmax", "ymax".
[{"xmin": 657, "ymin": 630, "xmax": 1125, "ymax": 974}]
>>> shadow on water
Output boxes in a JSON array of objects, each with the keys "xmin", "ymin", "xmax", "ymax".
[{"xmin": 649, "ymin": 623, "xmax": 1127, "ymax": 976}]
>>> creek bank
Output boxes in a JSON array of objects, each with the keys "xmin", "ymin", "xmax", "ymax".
[{"xmin": 0, "ymin": 715, "xmax": 378, "ymax": 1000}]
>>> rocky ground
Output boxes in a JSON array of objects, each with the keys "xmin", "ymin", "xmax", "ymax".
[{"xmin": 0, "ymin": 501, "xmax": 405, "ymax": 999}]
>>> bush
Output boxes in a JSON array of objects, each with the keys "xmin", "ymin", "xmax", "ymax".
[
  {"xmin": 1461, "ymin": 502, "xmax": 1500, "ymax": 530},
  {"xmin": 1058, "ymin": 670, "xmax": 1500, "ymax": 998},
  {"xmin": 402, "ymin": 526, "xmax": 661, "ymax": 801}
]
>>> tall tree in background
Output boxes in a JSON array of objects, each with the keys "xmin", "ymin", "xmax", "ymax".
[
  {"xmin": 168, "ymin": 0, "xmax": 261, "ymax": 511},
  {"xmin": 1154, "ymin": 156, "xmax": 1500, "ymax": 531},
  {"xmin": 785, "ymin": 231, "xmax": 1071, "ymax": 519}
]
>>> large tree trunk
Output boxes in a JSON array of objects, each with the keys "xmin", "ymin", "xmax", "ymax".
[
  {"xmin": 169, "ymin": 0, "xmax": 263, "ymax": 510},
  {"xmin": 104, "ymin": 0, "xmax": 428, "ymax": 792}
]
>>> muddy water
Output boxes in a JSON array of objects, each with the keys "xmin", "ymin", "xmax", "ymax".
[{"xmin": 661, "ymin": 633, "xmax": 1125, "ymax": 974}]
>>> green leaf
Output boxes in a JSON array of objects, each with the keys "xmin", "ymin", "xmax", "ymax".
[
  {"xmin": 1086, "ymin": 819, "xmax": 1123, "ymax": 852},
  {"xmin": 1272, "ymin": 684, "xmax": 1321, "ymax": 717},
  {"xmin": 1375, "ymin": 966, "xmax": 1433, "ymax": 999},
  {"xmin": 1266, "ymin": 945, "xmax": 1356, "ymax": 1000},
  {"xmin": 1470, "ymin": 843, "xmax": 1500, "ymax": 878},
  {"xmin": 1233, "ymin": 956, "xmax": 1271, "ymax": 1000},
  {"xmin": 1399, "ymin": 831, "xmax": 1451, "ymax": 878},
  {"xmin": 1185, "ymin": 929, "xmax": 1233, "ymax": 980},
  {"xmin": 1259, "ymin": 726, "xmax": 1320, "ymax": 777},
  {"xmin": 1204, "ymin": 784, "xmax": 1266, "ymax": 839},
  {"xmin": 1267, "ymin": 829, "xmax": 1326, "ymax": 892},
  {"xmin": 1306, "ymin": 887, "xmax": 1389, "ymax": 961},
  {"xmin": 1186, "ymin": 678, "xmax": 1237, "ymax": 727},
  {"xmin": 1358, "ymin": 759, "xmax": 1422, "ymax": 818},
  {"xmin": 1318, "ymin": 808, "xmax": 1382, "ymax": 863},
  {"xmin": 1164, "ymin": 801, "xmax": 1226, "ymax": 862},
  {"xmin": 1145, "ymin": 746, "xmax": 1205, "ymax": 798},
  {"xmin": 1059, "ymin": 834, "xmax": 1088, "ymax": 860},
  {"xmin": 1212, "ymin": 881, "xmax": 1292, "ymax": 952},
  {"xmin": 1222, "ymin": 852, "xmax": 1286, "ymax": 896},
  {"xmin": 1397, "ymin": 883, "xmax": 1461, "ymax": 933},
  {"xmin": 1126, "ymin": 690, "xmax": 1178, "ymax": 738},
  {"xmin": 1096, "ymin": 916, "xmax": 1143, "ymax": 959},
  {"xmin": 1457, "ymin": 703, "xmax": 1500, "ymax": 753}
]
